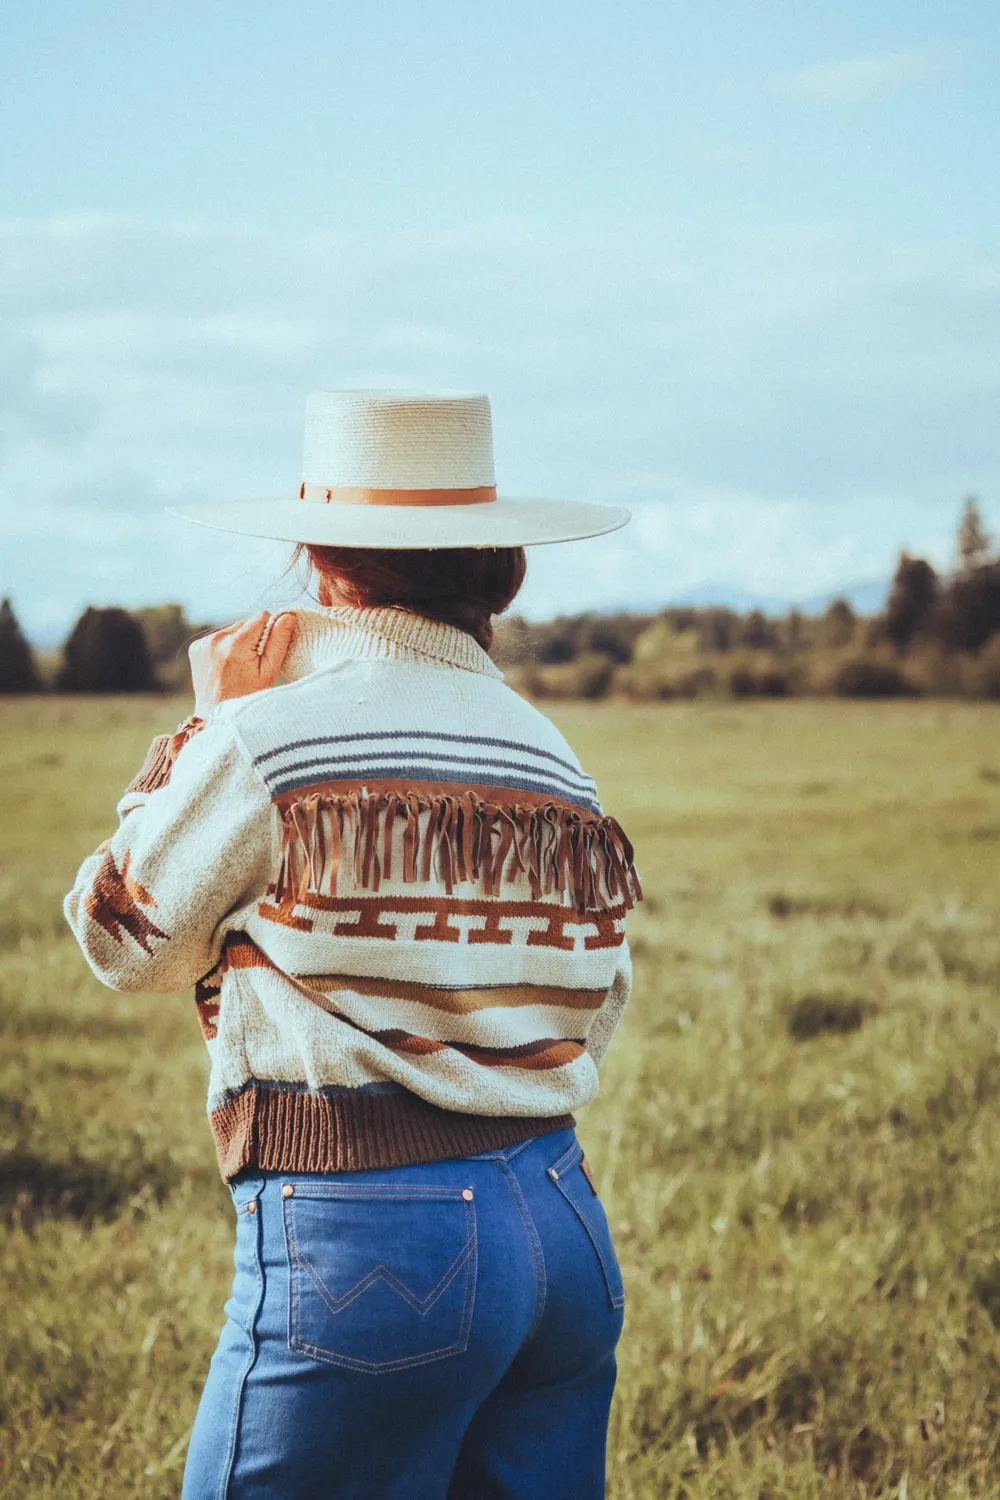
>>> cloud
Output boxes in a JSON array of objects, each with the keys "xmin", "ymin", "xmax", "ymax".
[
  {"xmin": 0, "ymin": 329, "xmax": 99, "ymax": 457},
  {"xmin": 775, "ymin": 46, "xmax": 962, "ymax": 106},
  {"xmin": 0, "ymin": 212, "xmax": 996, "ymax": 640}
]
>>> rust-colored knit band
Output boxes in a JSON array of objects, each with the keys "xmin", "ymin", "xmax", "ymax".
[
  {"xmin": 298, "ymin": 481, "xmax": 497, "ymax": 507},
  {"xmin": 211, "ymin": 1080, "xmax": 575, "ymax": 1181}
]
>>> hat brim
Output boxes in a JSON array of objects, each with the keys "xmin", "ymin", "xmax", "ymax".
[{"xmin": 165, "ymin": 495, "xmax": 630, "ymax": 548}]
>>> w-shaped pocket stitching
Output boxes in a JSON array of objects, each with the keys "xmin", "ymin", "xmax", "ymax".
[
  {"xmin": 283, "ymin": 1182, "xmax": 478, "ymax": 1374},
  {"xmin": 546, "ymin": 1141, "xmax": 625, "ymax": 1310},
  {"xmin": 298, "ymin": 1231, "xmax": 475, "ymax": 1319}
]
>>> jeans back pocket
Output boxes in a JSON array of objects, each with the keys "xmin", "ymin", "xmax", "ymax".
[
  {"xmin": 282, "ymin": 1182, "xmax": 477, "ymax": 1374},
  {"xmin": 546, "ymin": 1141, "xmax": 625, "ymax": 1310}
]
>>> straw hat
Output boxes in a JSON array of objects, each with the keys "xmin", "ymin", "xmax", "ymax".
[{"xmin": 167, "ymin": 390, "xmax": 629, "ymax": 548}]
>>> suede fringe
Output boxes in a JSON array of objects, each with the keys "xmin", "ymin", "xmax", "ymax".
[
  {"xmin": 124, "ymin": 714, "xmax": 207, "ymax": 795},
  {"xmin": 274, "ymin": 789, "xmax": 642, "ymax": 914}
]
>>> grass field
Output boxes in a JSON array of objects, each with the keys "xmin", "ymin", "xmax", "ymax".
[{"xmin": 2, "ymin": 695, "xmax": 1000, "ymax": 1498}]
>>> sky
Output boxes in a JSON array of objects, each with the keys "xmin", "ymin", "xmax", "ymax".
[{"xmin": 1, "ymin": 0, "xmax": 997, "ymax": 642}]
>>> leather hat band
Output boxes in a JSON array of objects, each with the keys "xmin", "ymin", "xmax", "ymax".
[{"xmin": 299, "ymin": 482, "xmax": 497, "ymax": 507}]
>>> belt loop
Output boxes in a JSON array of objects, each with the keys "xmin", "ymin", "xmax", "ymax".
[{"xmin": 230, "ymin": 1171, "xmax": 265, "ymax": 1209}]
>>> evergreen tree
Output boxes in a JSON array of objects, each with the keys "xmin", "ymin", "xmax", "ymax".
[
  {"xmin": 739, "ymin": 609, "xmax": 777, "ymax": 650},
  {"xmin": 938, "ymin": 563, "xmax": 1000, "ymax": 653},
  {"xmin": 0, "ymin": 598, "xmax": 42, "ymax": 693},
  {"xmin": 57, "ymin": 607, "xmax": 159, "ymax": 693},
  {"xmin": 698, "ymin": 607, "xmax": 739, "ymax": 653},
  {"xmin": 883, "ymin": 554, "xmax": 938, "ymax": 652},
  {"xmin": 783, "ymin": 608, "xmax": 807, "ymax": 651},
  {"xmin": 958, "ymin": 496, "xmax": 992, "ymax": 572},
  {"xmin": 821, "ymin": 598, "xmax": 856, "ymax": 649}
]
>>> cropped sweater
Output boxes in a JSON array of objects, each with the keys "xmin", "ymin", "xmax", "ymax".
[{"xmin": 64, "ymin": 605, "xmax": 640, "ymax": 1182}]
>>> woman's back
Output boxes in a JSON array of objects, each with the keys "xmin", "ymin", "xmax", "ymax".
[{"xmin": 65, "ymin": 603, "xmax": 638, "ymax": 1183}]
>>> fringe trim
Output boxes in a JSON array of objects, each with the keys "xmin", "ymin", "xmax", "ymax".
[
  {"xmin": 124, "ymin": 734, "xmax": 174, "ymax": 795},
  {"xmin": 124, "ymin": 715, "xmax": 206, "ymax": 795},
  {"xmin": 274, "ymin": 789, "xmax": 642, "ymax": 915}
]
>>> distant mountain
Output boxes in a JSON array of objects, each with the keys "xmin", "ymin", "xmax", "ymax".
[
  {"xmin": 797, "ymin": 578, "xmax": 890, "ymax": 615},
  {"xmin": 649, "ymin": 576, "xmax": 891, "ymax": 617}
]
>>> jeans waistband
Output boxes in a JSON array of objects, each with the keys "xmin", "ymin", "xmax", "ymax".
[
  {"xmin": 462, "ymin": 1124, "xmax": 576, "ymax": 1162},
  {"xmin": 229, "ymin": 1125, "xmax": 578, "ymax": 1199}
]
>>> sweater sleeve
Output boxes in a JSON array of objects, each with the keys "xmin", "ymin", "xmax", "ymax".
[
  {"xmin": 63, "ymin": 712, "xmax": 274, "ymax": 995},
  {"xmin": 584, "ymin": 938, "xmax": 633, "ymax": 1067}
]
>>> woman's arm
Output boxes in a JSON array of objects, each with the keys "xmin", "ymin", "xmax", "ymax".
[
  {"xmin": 63, "ymin": 716, "xmax": 274, "ymax": 993},
  {"xmin": 63, "ymin": 609, "xmax": 296, "ymax": 994},
  {"xmin": 584, "ymin": 939, "xmax": 633, "ymax": 1067}
]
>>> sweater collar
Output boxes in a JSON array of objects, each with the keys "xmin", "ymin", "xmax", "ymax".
[{"xmin": 284, "ymin": 604, "xmax": 505, "ymax": 682}]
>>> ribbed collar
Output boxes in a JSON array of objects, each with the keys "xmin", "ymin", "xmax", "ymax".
[{"xmin": 284, "ymin": 604, "xmax": 505, "ymax": 681}]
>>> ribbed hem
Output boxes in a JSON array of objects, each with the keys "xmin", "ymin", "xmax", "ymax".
[{"xmin": 210, "ymin": 1081, "xmax": 576, "ymax": 1181}]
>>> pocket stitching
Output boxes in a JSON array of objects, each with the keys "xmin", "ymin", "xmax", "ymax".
[
  {"xmin": 547, "ymin": 1139, "xmax": 584, "ymax": 1178},
  {"xmin": 283, "ymin": 1194, "xmax": 478, "ymax": 1372},
  {"xmin": 296, "ymin": 1228, "xmax": 475, "ymax": 1318},
  {"xmin": 550, "ymin": 1165, "xmax": 626, "ymax": 1311}
]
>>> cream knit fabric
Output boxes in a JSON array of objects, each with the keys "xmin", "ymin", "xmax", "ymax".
[{"xmin": 64, "ymin": 606, "xmax": 639, "ymax": 1181}]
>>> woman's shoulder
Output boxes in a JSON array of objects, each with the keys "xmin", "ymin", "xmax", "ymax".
[
  {"xmin": 482, "ymin": 678, "xmax": 587, "ymax": 769},
  {"xmin": 214, "ymin": 656, "xmax": 599, "ymax": 813}
]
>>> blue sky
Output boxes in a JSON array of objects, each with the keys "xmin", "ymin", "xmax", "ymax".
[{"xmin": 1, "ymin": 0, "xmax": 997, "ymax": 640}]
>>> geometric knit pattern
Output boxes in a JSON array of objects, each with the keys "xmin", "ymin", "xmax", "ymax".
[{"xmin": 64, "ymin": 605, "xmax": 638, "ymax": 1182}]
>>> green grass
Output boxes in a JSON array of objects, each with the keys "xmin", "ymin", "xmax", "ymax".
[{"xmin": 2, "ymin": 695, "xmax": 1000, "ymax": 1497}]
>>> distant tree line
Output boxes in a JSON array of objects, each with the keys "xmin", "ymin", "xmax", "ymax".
[
  {"xmin": 2, "ymin": 499, "xmax": 998, "ymax": 699},
  {"xmin": 0, "ymin": 601, "xmax": 210, "ymax": 695},
  {"xmin": 491, "ymin": 498, "xmax": 1000, "ymax": 701}
]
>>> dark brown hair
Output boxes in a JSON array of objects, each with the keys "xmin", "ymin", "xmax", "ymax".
[{"xmin": 296, "ymin": 545, "xmax": 527, "ymax": 652}]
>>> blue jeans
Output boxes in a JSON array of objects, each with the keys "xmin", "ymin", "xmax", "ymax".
[{"xmin": 181, "ymin": 1126, "xmax": 625, "ymax": 1499}]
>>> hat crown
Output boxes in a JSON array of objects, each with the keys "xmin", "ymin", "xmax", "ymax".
[{"xmin": 302, "ymin": 390, "xmax": 496, "ymax": 491}]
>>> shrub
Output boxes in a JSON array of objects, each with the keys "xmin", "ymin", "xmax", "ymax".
[
  {"xmin": 528, "ymin": 652, "xmax": 614, "ymax": 700},
  {"xmin": 729, "ymin": 666, "xmax": 794, "ymax": 698},
  {"xmin": 616, "ymin": 665, "xmax": 678, "ymax": 700},
  {"xmin": 132, "ymin": 604, "xmax": 195, "ymax": 665},
  {"xmin": 833, "ymin": 659, "xmax": 918, "ymax": 698},
  {"xmin": 968, "ymin": 635, "xmax": 1000, "ymax": 699},
  {"xmin": 758, "ymin": 668, "xmax": 793, "ymax": 696},
  {"xmin": 786, "ymin": 993, "xmax": 875, "ymax": 1041},
  {"xmin": 905, "ymin": 645, "xmax": 980, "ymax": 698}
]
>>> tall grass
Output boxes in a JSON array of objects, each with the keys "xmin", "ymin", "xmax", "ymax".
[{"xmin": 2, "ymin": 697, "xmax": 999, "ymax": 1496}]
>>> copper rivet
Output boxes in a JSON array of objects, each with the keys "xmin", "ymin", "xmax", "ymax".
[
  {"xmin": 281, "ymin": 1184, "xmax": 294, "ymax": 1198},
  {"xmin": 246, "ymin": 1201, "xmax": 256, "ymax": 1215},
  {"xmin": 462, "ymin": 1188, "xmax": 474, "ymax": 1201}
]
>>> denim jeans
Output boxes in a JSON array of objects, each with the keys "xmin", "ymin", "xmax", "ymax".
[{"xmin": 181, "ymin": 1125, "xmax": 625, "ymax": 1499}]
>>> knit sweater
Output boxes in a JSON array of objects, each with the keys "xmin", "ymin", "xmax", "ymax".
[{"xmin": 64, "ymin": 605, "xmax": 640, "ymax": 1182}]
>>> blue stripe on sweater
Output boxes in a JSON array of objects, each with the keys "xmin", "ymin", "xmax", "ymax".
[
  {"xmin": 253, "ymin": 729, "xmax": 595, "ymax": 788},
  {"xmin": 261, "ymin": 748, "xmax": 596, "ymax": 802}
]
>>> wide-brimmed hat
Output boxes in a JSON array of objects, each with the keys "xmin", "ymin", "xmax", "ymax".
[{"xmin": 167, "ymin": 390, "xmax": 629, "ymax": 548}]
